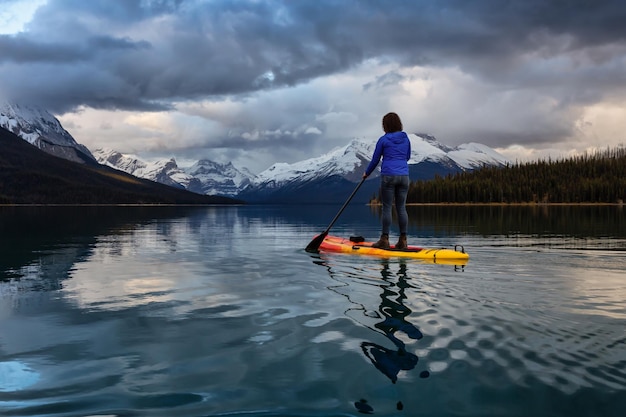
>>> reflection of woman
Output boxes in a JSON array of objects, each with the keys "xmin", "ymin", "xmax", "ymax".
[
  {"xmin": 361, "ymin": 341, "xmax": 417, "ymax": 384},
  {"xmin": 361, "ymin": 262, "xmax": 422, "ymax": 383},
  {"xmin": 375, "ymin": 263, "xmax": 423, "ymax": 345},
  {"xmin": 314, "ymin": 258, "xmax": 427, "ymax": 413},
  {"xmin": 357, "ymin": 262, "xmax": 426, "ymax": 413},
  {"xmin": 363, "ymin": 112, "xmax": 411, "ymax": 250}
]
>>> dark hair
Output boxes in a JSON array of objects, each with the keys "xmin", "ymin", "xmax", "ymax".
[{"xmin": 382, "ymin": 112, "xmax": 403, "ymax": 133}]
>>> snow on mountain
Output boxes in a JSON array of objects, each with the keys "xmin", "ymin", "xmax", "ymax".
[
  {"xmin": 93, "ymin": 148, "xmax": 255, "ymax": 196},
  {"xmin": 411, "ymin": 133, "xmax": 511, "ymax": 168},
  {"xmin": 251, "ymin": 134, "xmax": 510, "ymax": 188},
  {"xmin": 254, "ymin": 138, "xmax": 371, "ymax": 186},
  {"xmin": 184, "ymin": 160, "xmax": 255, "ymax": 196},
  {"xmin": 0, "ymin": 101, "xmax": 96, "ymax": 164},
  {"xmin": 93, "ymin": 148, "xmax": 194, "ymax": 190},
  {"xmin": 94, "ymin": 148, "xmax": 144, "ymax": 173},
  {"xmin": 406, "ymin": 133, "xmax": 450, "ymax": 164},
  {"xmin": 449, "ymin": 142, "xmax": 511, "ymax": 168}
]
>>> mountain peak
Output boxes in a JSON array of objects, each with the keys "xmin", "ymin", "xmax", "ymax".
[{"xmin": 0, "ymin": 101, "xmax": 96, "ymax": 164}]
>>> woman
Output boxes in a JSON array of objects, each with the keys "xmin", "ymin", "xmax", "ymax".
[{"xmin": 362, "ymin": 112, "xmax": 411, "ymax": 249}]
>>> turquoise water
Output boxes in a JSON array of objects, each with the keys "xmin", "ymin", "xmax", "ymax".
[{"xmin": 1, "ymin": 205, "xmax": 625, "ymax": 416}]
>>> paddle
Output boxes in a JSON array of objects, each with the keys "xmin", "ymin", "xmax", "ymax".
[{"xmin": 305, "ymin": 177, "xmax": 366, "ymax": 253}]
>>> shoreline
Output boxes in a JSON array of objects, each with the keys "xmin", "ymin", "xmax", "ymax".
[{"xmin": 368, "ymin": 202, "xmax": 624, "ymax": 207}]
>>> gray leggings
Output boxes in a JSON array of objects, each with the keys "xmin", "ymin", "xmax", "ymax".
[{"xmin": 380, "ymin": 175, "xmax": 409, "ymax": 235}]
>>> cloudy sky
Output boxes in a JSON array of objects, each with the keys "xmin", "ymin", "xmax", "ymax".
[{"xmin": 1, "ymin": 0, "xmax": 625, "ymax": 173}]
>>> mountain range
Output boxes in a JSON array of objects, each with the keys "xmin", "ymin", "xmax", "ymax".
[
  {"xmin": 92, "ymin": 148, "xmax": 256, "ymax": 197},
  {"xmin": 93, "ymin": 134, "xmax": 509, "ymax": 204},
  {"xmin": 1, "ymin": 101, "xmax": 510, "ymax": 204},
  {"xmin": 0, "ymin": 103, "xmax": 240, "ymax": 205}
]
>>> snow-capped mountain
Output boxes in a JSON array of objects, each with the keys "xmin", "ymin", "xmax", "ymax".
[
  {"xmin": 239, "ymin": 133, "xmax": 510, "ymax": 203},
  {"xmin": 0, "ymin": 101, "xmax": 96, "ymax": 164},
  {"xmin": 97, "ymin": 134, "xmax": 509, "ymax": 203},
  {"xmin": 253, "ymin": 138, "xmax": 371, "ymax": 186},
  {"xmin": 184, "ymin": 160, "xmax": 256, "ymax": 196},
  {"xmin": 93, "ymin": 148, "xmax": 199, "ymax": 191},
  {"xmin": 406, "ymin": 133, "xmax": 510, "ymax": 168},
  {"xmin": 93, "ymin": 148, "xmax": 255, "ymax": 197}
]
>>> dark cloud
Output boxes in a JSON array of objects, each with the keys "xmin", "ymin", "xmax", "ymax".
[
  {"xmin": 1, "ymin": 0, "xmax": 625, "ymax": 169},
  {"xmin": 363, "ymin": 71, "xmax": 406, "ymax": 91},
  {"xmin": 0, "ymin": 0, "xmax": 622, "ymax": 113},
  {"xmin": 0, "ymin": 35, "xmax": 86, "ymax": 63}
]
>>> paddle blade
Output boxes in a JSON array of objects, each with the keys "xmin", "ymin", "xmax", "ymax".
[{"xmin": 305, "ymin": 232, "xmax": 328, "ymax": 253}]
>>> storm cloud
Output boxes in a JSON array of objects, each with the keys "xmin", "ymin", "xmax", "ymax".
[{"xmin": 1, "ymin": 0, "xmax": 625, "ymax": 172}]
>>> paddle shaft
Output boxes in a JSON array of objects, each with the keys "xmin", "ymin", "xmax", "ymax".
[
  {"xmin": 323, "ymin": 177, "xmax": 366, "ymax": 234},
  {"xmin": 305, "ymin": 177, "xmax": 366, "ymax": 252}
]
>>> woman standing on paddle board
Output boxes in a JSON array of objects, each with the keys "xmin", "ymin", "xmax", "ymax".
[{"xmin": 363, "ymin": 112, "xmax": 411, "ymax": 249}]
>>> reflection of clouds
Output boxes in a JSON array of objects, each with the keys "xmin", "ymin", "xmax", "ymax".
[
  {"xmin": 57, "ymin": 208, "xmax": 302, "ymax": 313},
  {"xmin": 63, "ymin": 242, "xmax": 222, "ymax": 311},
  {"xmin": 311, "ymin": 331, "xmax": 344, "ymax": 344},
  {"xmin": 0, "ymin": 361, "xmax": 39, "ymax": 392},
  {"xmin": 53, "ymin": 215, "xmax": 229, "ymax": 311},
  {"xmin": 565, "ymin": 259, "xmax": 626, "ymax": 320}
]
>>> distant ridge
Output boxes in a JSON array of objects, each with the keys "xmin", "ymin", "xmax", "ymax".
[{"xmin": 0, "ymin": 127, "xmax": 242, "ymax": 205}]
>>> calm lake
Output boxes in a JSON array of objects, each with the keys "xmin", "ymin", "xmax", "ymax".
[{"xmin": 1, "ymin": 205, "xmax": 625, "ymax": 417}]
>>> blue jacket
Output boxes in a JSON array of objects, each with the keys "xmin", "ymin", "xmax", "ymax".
[{"xmin": 365, "ymin": 131, "xmax": 411, "ymax": 176}]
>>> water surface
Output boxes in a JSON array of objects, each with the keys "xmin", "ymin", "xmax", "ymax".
[{"xmin": 1, "ymin": 205, "xmax": 625, "ymax": 416}]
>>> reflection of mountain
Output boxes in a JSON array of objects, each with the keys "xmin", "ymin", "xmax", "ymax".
[{"xmin": 0, "ymin": 206, "xmax": 208, "ymax": 283}]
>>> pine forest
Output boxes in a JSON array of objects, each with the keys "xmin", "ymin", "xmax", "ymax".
[{"xmin": 405, "ymin": 146, "xmax": 626, "ymax": 204}]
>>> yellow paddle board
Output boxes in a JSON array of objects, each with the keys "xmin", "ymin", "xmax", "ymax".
[{"xmin": 318, "ymin": 235, "xmax": 469, "ymax": 263}]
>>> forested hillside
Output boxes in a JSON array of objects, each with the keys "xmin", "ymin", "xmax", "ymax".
[{"xmin": 405, "ymin": 147, "xmax": 626, "ymax": 204}]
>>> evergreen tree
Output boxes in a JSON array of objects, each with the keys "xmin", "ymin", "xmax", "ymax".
[{"xmin": 405, "ymin": 147, "xmax": 626, "ymax": 204}]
